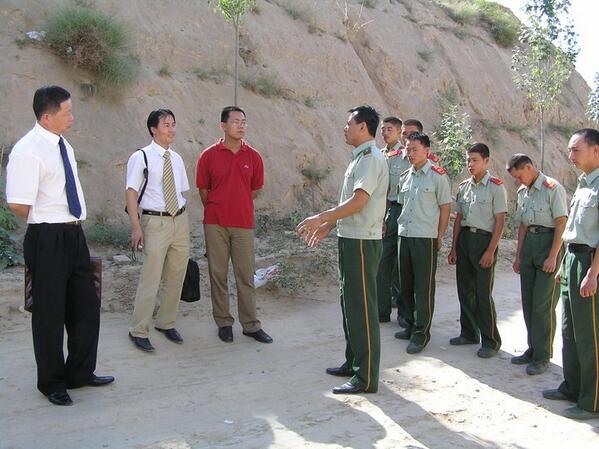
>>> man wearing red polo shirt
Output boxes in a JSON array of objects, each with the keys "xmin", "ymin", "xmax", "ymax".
[{"xmin": 196, "ymin": 106, "xmax": 272, "ymax": 344}]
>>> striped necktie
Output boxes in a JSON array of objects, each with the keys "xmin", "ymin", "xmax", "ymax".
[{"xmin": 162, "ymin": 150, "xmax": 179, "ymax": 216}]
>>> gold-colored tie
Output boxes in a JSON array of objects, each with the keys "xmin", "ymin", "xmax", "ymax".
[{"xmin": 163, "ymin": 150, "xmax": 179, "ymax": 216}]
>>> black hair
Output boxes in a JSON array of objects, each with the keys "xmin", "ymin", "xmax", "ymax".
[
  {"xmin": 33, "ymin": 85, "xmax": 71, "ymax": 120},
  {"xmin": 402, "ymin": 119, "xmax": 424, "ymax": 132},
  {"xmin": 406, "ymin": 132, "xmax": 430, "ymax": 148},
  {"xmin": 506, "ymin": 153, "xmax": 534, "ymax": 172},
  {"xmin": 147, "ymin": 109, "xmax": 176, "ymax": 137},
  {"xmin": 221, "ymin": 106, "xmax": 246, "ymax": 123},
  {"xmin": 573, "ymin": 128, "xmax": 599, "ymax": 147},
  {"xmin": 382, "ymin": 116, "xmax": 403, "ymax": 128},
  {"xmin": 467, "ymin": 142, "xmax": 490, "ymax": 159},
  {"xmin": 348, "ymin": 105, "xmax": 380, "ymax": 138}
]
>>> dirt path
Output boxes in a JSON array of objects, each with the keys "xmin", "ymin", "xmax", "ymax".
[{"xmin": 1, "ymin": 255, "xmax": 599, "ymax": 449}]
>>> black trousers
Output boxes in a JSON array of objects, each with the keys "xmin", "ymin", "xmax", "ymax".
[{"xmin": 24, "ymin": 223, "xmax": 100, "ymax": 395}]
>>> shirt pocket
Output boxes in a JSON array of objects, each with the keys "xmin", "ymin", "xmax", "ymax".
[
  {"xmin": 577, "ymin": 191, "xmax": 598, "ymax": 224},
  {"xmin": 532, "ymin": 201, "xmax": 552, "ymax": 224},
  {"xmin": 419, "ymin": 184, "xmax": 436, "ymax": 205}
]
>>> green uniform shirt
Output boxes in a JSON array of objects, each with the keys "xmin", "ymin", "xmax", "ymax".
[
  {"xmin": 337, "ymin": 140, "xmax": 389, "ymax": 240},
  {"xmin": 454, "ymin": 171, "xmax": 508, "ymax": 233},
  {"xmin": 515, "ymin": 172, "xmax": 568, "ymax": 228},
  {"xmin": 562, "ymin": 167, "xmax": 599, "ymax": 247},
  {"xmin": 397, "ymin": 160, "xmax": 452, "ymax": 238},
  {"xmin": 383, "ymin": 142, "xmax": 410, "ymax": 202}
]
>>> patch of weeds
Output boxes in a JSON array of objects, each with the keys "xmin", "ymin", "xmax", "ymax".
[
  {"xmin": 250, "ymin": 3, "xmax": 261, "ymax": 14},
  {"xmin": 361, "ymin": 0, "xmax": 379, "ymax": 9},
  {"xmin": 45, "ymin": 6, "xmax": 139, "ymax": 85},
  {"xmin": 479, "ymin": 119, "xmax": 500, "ymax": 145},
  {"xmin": 418, "ymin": 49, "xmax": 433, "ymax": 63},
  {"xmin": 417, "ymin": 64, "xmax": 426, "ymax": 73},
  {"xmin": 302, "ymin": 95, "xmax": 320, "ymax": 108},
  {"xmin": 434, "ymin": 0, "xmax": 519, "ymax": 48},
  {"xmin": 158, "ymin": 65, "xmax": 171, "ymax": 77},
  {"xmin": 86, "ymin": 215, "xmax": 130, "ymax": 248},
  {"xmin": 241, "ymin": 73, "xmax": 288, "ymax": 99},
  {"xmin": 301, "ymin": 165, "xmax": 331, "ymax": 183},
  {"xmin": 192, "ymin": 66, "xmax": 224, "ymax": 83},
  {"xmin": 14, "ymin": 37, "xmax": 28, "ymax": 48},
  {"xmin": 547, "ymin": 122, "xmax": 578, "ymax": 140},
  {"xmin": 333, "ymin": 31, "xmax": 348, "ymax": 42}
]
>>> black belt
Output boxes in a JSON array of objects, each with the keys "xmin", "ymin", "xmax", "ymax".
[
  {"xmin": 567, "ymin": 243, "xmax": 595, "ymax": 254},
  {"xmin": 462, "ymin": 226, "xmax": 491, "ymax": 236},
  {"xmin": 389, "ymin": 201, "xmax": 401, "ymax": 207},
  {"xmin": 527, "ymin": 225, "xmax": 554, "ymax": 234},
  {"xmin": 142, "ymin": 205, "xmax": 186, "ymax": 217}
]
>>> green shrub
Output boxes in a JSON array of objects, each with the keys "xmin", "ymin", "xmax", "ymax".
[
  {"xmin": 435, "ymin": 0, "xmax": 520, "ymax": 47},
  {"xmin": 0, "ymin": 176, "xmax": 22, "ymax": 270},
  {"xmin": 86, "ymin": 218, "xmax": 130, "ymax": 248},
  {"xmin": 158, "ymin": 64, "xmax": 171, "ymax": 77},
  {"xmin": 361, "ymin": 0, "xmax": 379, "ymax": 9},
  {"xmin": 241, "ymin": 73, "xmax": 287, "ymax": 98},
  {"xmin": 434, "ymin": 103, "xmax": 473, "ymax": 179},
  {"xmin": 45, "ymin": 6, "xmax": 139, "ymax": 85}
]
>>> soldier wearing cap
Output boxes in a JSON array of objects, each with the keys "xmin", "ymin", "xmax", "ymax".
[
  {"xmin": 297, "ymin": 105, "xmax": 388, "ymax": 394},
  {"xmin": 394, "ymin": 132, "xmax": 452, "ymax": 354},
  {"xmin": 507, "ymin": 154, "xmax": 567, "ymax": 375},
  {"xmin": 447, "ymin": 143, "xmax": 507, "ymax": 358},
  {"xmin": 543, "ymin": 129, "xmax": 599, "ymax": 420},
  {"xmin": 376, "ymin": 116, "xmax": 409, "ymax": 323}
]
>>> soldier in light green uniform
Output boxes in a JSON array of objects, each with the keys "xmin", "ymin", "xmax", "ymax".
[
  {"xmin": 376, "ymin": 116, "xmax": 410, "ymax": 323},
  {"xmin": 394, "ymin": 132, "xmax": 452, "ymax": 354},
  {"xmin": 448, "ymin": 143, "xmax": 507, "ymax": 358},
  {"xmin": 507, "ymin": 154, "xmax": 568, "ymax": 375},
  {"xmin": 297, "ymin": 106, "xmax": 388, "ymax": 394},
  {"xmin": 543, "ymin": 129, "xmax": 599, "ymax": 420}
]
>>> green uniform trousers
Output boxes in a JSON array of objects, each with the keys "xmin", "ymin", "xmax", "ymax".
[
  {"xmin": 338, "ymin": 237, "xmax": 381, "ymax": 393},
  {"xmin": 376, "ymin": 203, "xmax": 401, "ymax": 320},
  {"xmin": 557, "ymin": 248, "xmax": 599, "ymax": 413},
  {"xmin": 519, "ymin": 231, "xmax": 561, "ymax": 362},
  {"xmin": 455, "ymin": 230, "xmax": 501, "ymax": 350},
  {"xmin": 399, "ymin": 237, "xmax": 438, "ymax": 347}
]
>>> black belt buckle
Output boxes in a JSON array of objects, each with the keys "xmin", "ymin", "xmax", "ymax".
[{"xmin": 528, "ymin": 225, "xmax": 552, "ymax": 234}]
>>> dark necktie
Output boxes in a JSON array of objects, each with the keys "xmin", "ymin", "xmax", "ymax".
[{"xmin": 58, "ymin": 137, "xmax": 82, "ymax": 219}]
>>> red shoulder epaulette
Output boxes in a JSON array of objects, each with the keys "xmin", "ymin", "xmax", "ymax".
[
  {"xmin": 387, "ymin": 149, "xmax": 402, "ymax": 157},
  {"xmin": 489, "ymin": 177, "xmax": 503, "ymax": 185},
  {"xmin": 431, "ymin": 165, "xmax": 446, "ymax": 175},
  {"xmin": 428, "ymin": 153, "xmax": 440, "ymax": 162},
  {"xmin": 543, "ymin": 179, "xmax": 556, "ymax": 189}
]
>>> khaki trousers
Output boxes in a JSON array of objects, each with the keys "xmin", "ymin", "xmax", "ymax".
[
  {"xmin": 130, "ymin": 211, "xmax": 190, "ymax": 337},
  {"xmin": 204, "ymin": 224, "xmax": 260, "ymax": 332}
]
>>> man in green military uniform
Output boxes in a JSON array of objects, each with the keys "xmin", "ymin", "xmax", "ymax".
[
  {"xmin": 394, "ymin": 132, "xmax": 452, "ymax": 354},
  {"xmin": 543, "ymin": 129, "xmax": 599, "ymax": 420},
  {"xmin": 507, "ymin": 154, "xmax": 568, "ymax": 374},
  {"xmin": 296, "ymin": 105, "xmax": 388, "ymax": 394},
  {"xmin": 377, "ymin": 116, "xmax": 410, "ymax": 323},
  {"xmin": 447, "ymin": 143, "xmax": 507, "ymax": 358}
]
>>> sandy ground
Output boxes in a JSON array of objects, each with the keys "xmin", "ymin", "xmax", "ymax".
[{"xmin": 1, "ymin": 236, "xmax": 599, "ymax": 449}]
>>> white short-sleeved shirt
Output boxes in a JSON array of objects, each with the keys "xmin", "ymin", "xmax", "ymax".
[
  {"xmin": 126, "ymin": 141, "xmax": 190, "ymax": 211},
  {"xmin": 5, "ymin": 122, "xmax": 87, "ymax": 224}
]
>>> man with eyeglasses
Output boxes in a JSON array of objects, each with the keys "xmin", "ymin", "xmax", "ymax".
[{"xmin": 196, "ymin": 106, "xmax": 272, "ymax": 344}]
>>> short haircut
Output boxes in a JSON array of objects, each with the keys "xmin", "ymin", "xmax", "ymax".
[
  {"xmin": 221, "ymin": 106, "xmax": 246, "ymax": 123},
  {"xmin": 147, "ymin": 109, "xmax": 176, "ymax": 137},
  {"xmin": 348, "ymin": 105, "xmax": 380, "ymax": 138},
  {"xmin": 402, "ymin": 119, "xmax": 424, "ymax": 132},
  {"xmin": 467, "ymin": 142, "xmax": 490, "ymax": 159},
  {"xmin": 33, "ymin": 85, "xmax": 71, "ymax": 120},
  {"xmin": 407, "ymin": 132, "xmax": 430, "ymax": 148},
  {"xmin": 573, "ymin": 128, "xmax": 599, "ymax": 147},
  {"xmin": 382, "ymin": 116, "xmax": 402, "ymax": 128},
  {"xmin": 506, "ymin": 153, "xmax": 534, "ymax": 172}
]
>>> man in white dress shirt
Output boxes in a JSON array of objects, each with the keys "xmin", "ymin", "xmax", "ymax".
[
  {"xmin": 126, "ymin": 109, "xmax": 190, "ymax": 352},
  {"xmin": 5, "ymin": 85, "xmax": 114, "ymax": 406}
]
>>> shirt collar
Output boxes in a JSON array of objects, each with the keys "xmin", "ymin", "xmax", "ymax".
[
  {"xmin": 469, "ymin": 171, "xmax": 490, "ymax": 186},
  {"xmin": 531, "ymin": 172, "xmax": 546, "ymax": 191},
  {"xmin": 384, "ymin": 141, "xmax": 402, "ymax": 152},
  {"xmin": 582, "ymin": 167, "xmax": 599, "ymax": 186},
  {"xmin": 34, "ymin": 122, "xmax": 60, "ymax": 146},
  {"xmin": 217, "ymin": 138, "xmax": 248, "ymax": 152},
  {"xmin": 151, "ymin": 140, "xmax": 171, "ymax": 157},
  {"xmin": 352, "ymin": 139, "xmax": 376, "ymax": 160},
  {"xmin": 411, "ymin": 159, "xmax": 432, "ymax": 174}
]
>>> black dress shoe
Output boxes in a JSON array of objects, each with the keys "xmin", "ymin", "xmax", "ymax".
[
  {"xmin": 87, "ymin": 375, "xmax": 115, "ymax": 387},
  {"xmin": 243, "ymin": 329, "xmax": 273, "ymax": 344},
  {"xmin": 397, "ymin": 316, "xmax": 410, "ymax": 329},
  {"xmin": 46, "ymin": 391, "xmax": 73, "ymax": 406},
  {"xmin": 332, "ymin": 382, "xmax": 364, "ymax": 394},
  {"xmin": 326, "ymin": 366, "xmax": 353, "ymax": 377},
  {"xmin": 218, "ymin": 326, "xmax": 234, "ymax": 343},
  {"xmin": 129, "ymin": 333, "xmax": 155, "ymax": 352},
  {"xmin": 394, "ymin": 328, "xmax": 411, "ymax": 340},
  {"xmin": 155, "ymin": 327, "xmax": 184, "ymax": 344}
]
